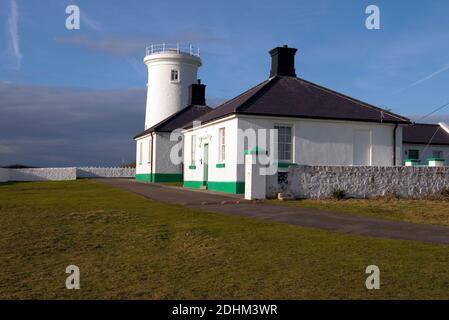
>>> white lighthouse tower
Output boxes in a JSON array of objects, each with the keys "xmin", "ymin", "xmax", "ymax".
[{"xmin": 143, "ymin": 43, "xmax": 202, "ymax": 129}]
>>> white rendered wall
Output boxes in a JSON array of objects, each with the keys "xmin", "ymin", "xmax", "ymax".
[
  {"xmin": 183, "ymin": 117, "xmax": 239, "ymax": 183},
  {"xmin": 144, "ymin": 52, "xmax": 201, "ymax": 129},
  {"xmin": 135, "ymin": 133, "xmax": 182, "ymax": 175},
  {"xmin": 238, "ymin": 115, "xmax": 402, "ymax": 165},
  {"xmin": 154, "ymin": 133, "xmax": 183, "ymax": 174},
  {"xmin": 403, "ymin": 143, "xmax": 449, "ymax": 165},
  {"xmin": 135, "ymin": 134, "xmax": 154, "ymax": 175},
  {"xmin": 185, "ymin": 116, "xmax": 402, "ymax": 185}
]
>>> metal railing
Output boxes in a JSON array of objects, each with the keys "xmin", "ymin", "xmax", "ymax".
[{"xmin": 145, "ymin": 43, "xmax": 200, "ymax": 57}]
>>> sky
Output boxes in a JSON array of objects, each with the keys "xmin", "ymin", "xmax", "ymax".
[{"xmin": 1, "ymin": 0, "xmax": 449, "ymax": 166}]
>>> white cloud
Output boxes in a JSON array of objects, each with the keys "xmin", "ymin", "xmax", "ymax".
[{"xmin": 7, "ymin": 0, "xmax": 22, "ymax": 69}]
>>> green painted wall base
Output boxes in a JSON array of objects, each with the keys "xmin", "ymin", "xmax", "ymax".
[
  {"xmin": 183, "ymin": 180, "xmax": 245, "ymax": 194},
  {"xmin": 136, "ymin": 173, "xmax": 183, "ymax": 183}
]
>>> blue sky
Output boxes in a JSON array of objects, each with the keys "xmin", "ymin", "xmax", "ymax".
[{"xmin": 1, "ymin": 0, "xmax": 449, "ymax": 166}]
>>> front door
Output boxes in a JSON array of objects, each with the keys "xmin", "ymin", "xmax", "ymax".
[{"xmin": 203, "ymin": 143, "xmax": 209, "ymax": 186}]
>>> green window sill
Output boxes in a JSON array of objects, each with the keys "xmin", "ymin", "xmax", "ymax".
[
  {"xmin": 188, "ymin": 165, "xmax": 196, "ymax": 170},
  {"xmin": 216, "ymin": 163, "xmax": 225, "ymax": 168},
  {"xmin": 278, "ymin": 162, "xmax": 296, "ymax": 168},
  {"xmin": 427, "ymin": 158, "xmax": 445, "ymax": 161}
]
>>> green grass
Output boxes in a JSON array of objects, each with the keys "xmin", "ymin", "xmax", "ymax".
[
  {"xmin": 1, "ymin": 180, "xmax": 449, "ymax": 299},
  {"xmin": 267, "ymin": 198, "xmax": 449, "ymax": 227}
]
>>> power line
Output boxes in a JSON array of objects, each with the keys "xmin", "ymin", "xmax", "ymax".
[{"xmin": 417, "ymin": 101, "xmax": 449, "ymax": 122}]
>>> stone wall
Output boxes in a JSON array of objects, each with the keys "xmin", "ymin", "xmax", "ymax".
[
  {"xmin": 76, "ymin": 167, "xmax": 135, "ymax": 178},
  {"xmin": 9, "ymin": 167, "xmax": 77, "ymax": 181},
  {"xmin": 0, "ymin": 168, "xmax": 10, "ymax": 182},
  {"xmin": 0, "ymin": 167, "xmax": 136, "ymax": 182},
  {"xmin": 283, "ymin": 165, "xmax": 449, "ymax": 199}
]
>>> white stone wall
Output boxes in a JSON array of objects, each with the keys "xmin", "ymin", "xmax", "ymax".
[
  {"xmin": 0, "ymin": 168, "xmax": 10, "ymax": 182},
  {"xmin": 285, "ymin": 165, "xmax": 449, "ymax": 199},
  {"xmin": 8, "ymin": 168, "xmax": 77, "ymax": 181},
  {"xmin": 76, "ymin": 167, "xmax": 135, "ymax": 178},
  {"xmin": 0, "ymin": 167, "xmax": 135, "ymax": 182}
]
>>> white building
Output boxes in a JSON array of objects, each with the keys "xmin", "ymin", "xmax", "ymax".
[
  {"xmin": 134, "ymin": 44, "xmax": 211, "ymax": 182},
  {"xmin": 181, "ymin": 46, "xmax": 411, "ymax": 194},
  {"xmin": 134, "ymin": 44, "xmax": 413, "ymax": 195},
  {"xmin": 403, "ymin": 123, "xmax": 449, "ymax": 166}
]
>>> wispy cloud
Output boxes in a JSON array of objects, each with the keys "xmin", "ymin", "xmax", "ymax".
[
  {"xmin": 394, "ymin": 62, "xmax": 449, "ymax": 94},
  {"xmin": 82, "ymin": 11, "xmax": 103, "ymax": 32},
  {"xmin": 54, "ymin": 30, "xmax": 225, "ymax": 57},
  {"xmin": 7, "ymin": 0, "xmax": 22, "ymax": 68}
]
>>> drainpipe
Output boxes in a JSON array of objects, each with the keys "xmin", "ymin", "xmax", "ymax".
[
  {"xmin": 392, "ymin": 124, "xmax": 398, "ymax": 166},
  {"xmin": 150, "ymin": 132, "xmax": 154, "ymax": 182}
]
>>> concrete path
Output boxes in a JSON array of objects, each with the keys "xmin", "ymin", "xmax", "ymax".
[{"xmin": 98, "ymin": 179, "xmax": 449, "ymax": 245}]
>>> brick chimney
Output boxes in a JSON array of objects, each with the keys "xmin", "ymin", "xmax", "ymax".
[{"xmin": 269, "ymin": 45, "xmax": 297, "ymax": 77}]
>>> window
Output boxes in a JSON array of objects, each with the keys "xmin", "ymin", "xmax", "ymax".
[
  {"xmin": 275, "ymin": 125, "xmax": 292, "ymax": 161},
  {"xmin": 191, "ymin": 135, "xmax": 196, "ymax": 165},
  {"xmin": 219, "ymin": 128, "xmax": 226, "ymax": 163},
  {"xmin": 139, "ymin": 142, "xmax": 143, "ymax": 165},
  {"xmin": 432, "ymin": 150, "xmax": 442, "ymax": 158},
  {"xmin": 171, "ymin": 69, "xmax": 179, "ymax": 82},
  {"xmin": 147, "ymin": 139, "xmax": 152, "ymax": 164},
  {"xmin": 408, "ymin": 149, "xmax": 419, "ymax": 160}
]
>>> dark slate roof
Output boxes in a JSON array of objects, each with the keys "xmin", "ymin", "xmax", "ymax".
[
  {"xmin": 403, "ymin": 123, "xmax": 449, "ymax": 145},
  {"xmin": 134, "ymin": 104, "xmax": 212, "ymax": 139},
  {"xmin": 187, "ymin": 76, "xmax": 410, "ymax": 127}
]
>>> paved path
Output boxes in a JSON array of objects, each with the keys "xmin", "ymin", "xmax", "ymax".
[{"xmin": 98, "ymin": 179, "xmax": 449, "ymax": 245}]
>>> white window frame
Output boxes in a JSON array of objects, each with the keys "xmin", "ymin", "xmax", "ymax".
[
  {"xmin": 274, "ymin": 124, "xmax": 293, "ymax": 162},
  {"xmin": 191, "ymin": 135, "xmax": 196, "ymax": 165},
  {"xmin": 218, "ymin": 127, "xmax": 226, "ymax": 163},
  {"xmin": 170, "ymin": 69, "xmax": 180, "ymax": 83},
  {"xmin": 139, "ymin": 141, "xmax": 143, "ymax": 165}
]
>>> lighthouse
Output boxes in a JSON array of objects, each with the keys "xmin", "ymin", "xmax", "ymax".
[
  {"xmin": 133, "ymin": 43, "xmax": 211, "ymax": 183},
  {"xmin": 143, "ymin": 43, "xmax": 202, "ymax": 129}
]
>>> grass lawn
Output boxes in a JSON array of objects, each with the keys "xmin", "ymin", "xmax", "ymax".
[
  {"xmin": 1, "ymin": 180, "xmax": 449, "ymax": 299},
  {"xmin": 267, "ymin": 198, "xmax": 449, "ymax": 227}
]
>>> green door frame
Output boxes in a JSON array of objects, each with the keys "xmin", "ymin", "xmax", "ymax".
[{"xmin": 203, "ymin": 143, "xmax": 209, "ymax": 186}]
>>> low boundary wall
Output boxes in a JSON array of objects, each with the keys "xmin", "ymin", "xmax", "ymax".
[
  {"xmin": 281, "ymin": 165, "xmax": 449, "ymax": 199},
  {"xmin": 0, "ymin": 167, "xmax": 135, "ymax": 182}
]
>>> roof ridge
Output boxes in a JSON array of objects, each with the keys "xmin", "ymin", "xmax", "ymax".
[{"xmin": 295, "ymin": 77, "xmax": 410, "ymax": 123}]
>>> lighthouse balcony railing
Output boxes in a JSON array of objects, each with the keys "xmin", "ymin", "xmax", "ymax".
[{"xmin": 145, "ymin": 43, "xmax": 200, "ymax": 57}]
